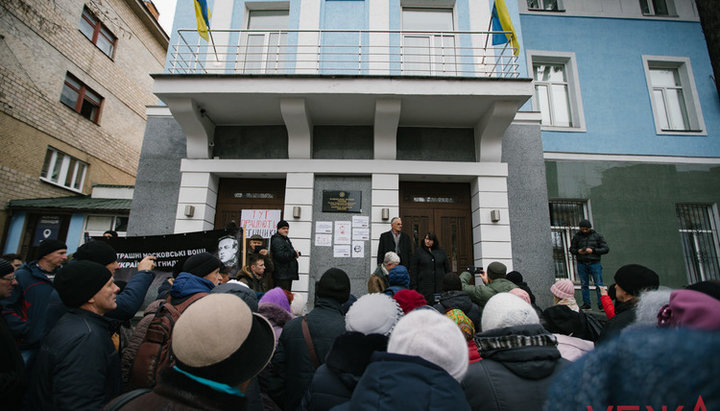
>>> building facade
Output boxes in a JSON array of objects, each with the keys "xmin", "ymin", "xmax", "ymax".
[
  {"xmin": 128, "ymin": 0, "xmax": 557, "ymax": 304},
  {"xmin": 0, "ymin": 0, "xmax": 168, "ymax": 257},
  {"xmin": 520, "ymin": 0, "xmax": 720, "ymax": 288}
]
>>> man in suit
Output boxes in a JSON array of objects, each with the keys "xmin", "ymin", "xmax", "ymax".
[{"xmin": 376, "ymin": 217, "xmax": 412, "ymax": 267}]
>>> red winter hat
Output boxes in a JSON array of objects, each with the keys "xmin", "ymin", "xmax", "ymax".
[{"xmin": 393, "ymin": 289, "xmax": 427, "ymax": 314}]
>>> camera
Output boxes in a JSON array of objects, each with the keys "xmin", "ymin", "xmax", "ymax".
[{"xmin": 465, "ymin": 266, "xmax": 484, "ymax": 274}]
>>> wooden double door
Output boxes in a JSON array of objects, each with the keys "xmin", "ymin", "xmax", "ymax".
[{"xmin": 400, "ymin": 182, "xmax": 473, "ymax": 273}]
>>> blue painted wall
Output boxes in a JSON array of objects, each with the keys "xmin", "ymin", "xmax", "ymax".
[
  {"xmin": 66, "ymin": 213, "xmax": 85, "ymax": 254},
  {"xmin": 521, "ymin": 15, "xmax": 720, "ymax": 156},
  {"xmin": 3, "ymin": 212, "xmax": 25, "ymax": 254}
]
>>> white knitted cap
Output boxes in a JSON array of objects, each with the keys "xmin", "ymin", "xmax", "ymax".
[
  {"xmin": 345, "ymin": 293, "xmax": 404, "ymax": 336},
  {"xmin": 481, "ymin": 292, "xmax": 540, "ymax": 332},
  {"xmin": 388, "ymin": 308, "xmax": 468, "ymax": 382}
]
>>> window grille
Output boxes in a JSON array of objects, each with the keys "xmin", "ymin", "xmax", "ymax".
[
  {"xmin": 675, "ymin": 204, "xmax": 720, "ymax": 283},
  {"xmin": 550, "ymin": 200, "xmax": 587, "ymax": 281}
]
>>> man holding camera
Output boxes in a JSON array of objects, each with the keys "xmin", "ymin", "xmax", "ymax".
[
  {"xmin": 459, "ymin": 262, "xmax": 517, "ymax": 312},
  {"xmin": 570, "ymin": 219, "xmax": 609, "ymax": 310}
]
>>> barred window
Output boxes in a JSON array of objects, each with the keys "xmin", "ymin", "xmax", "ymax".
[
  {"xmin": 676, "ymin": 204, "xmax": 720, "ymax": 283},
  {"xmin": 550, "ymin": 200, "xmax": 588, "ymax": 281}
]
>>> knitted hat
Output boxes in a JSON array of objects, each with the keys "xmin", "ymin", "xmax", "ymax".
[
  {"xmin": 388, "ymin": 265, "xmax": 410, "ymax": 288},
  {"xmin": 509, "ymin": 287, "xmax": 531, "ymax": 305},
  {"xmin": 388, "ymin": 308, "xmax": 468, "ymax": 382},
  {"xmin": 0, "ymin": 258, "xmax": 13, "ymax": 276},
  {"xmin": 446, "ymin": 308, "xmax": 475, "ymax": 341},
  {"xmin": 481, "ymin": 292, "xmax": 540, "ymax": 332},
  {"xmin": 290, "ymin": 292, "xmax": 308, "ymax": 316},
  {"xmin": 172, "ymin": 294, "xmax": 276, "ymax": 386},
  {"xmin": 442, "ymin": 272, "xmax": 462, "ymax": 292},
  {"xmin": 73, "ymin": 241, "xmax": 117, "ymax": 265},
  {"xmin": 345, "ymin": 293, "xmax": 404, "ymax": 336},
  {"xmin": 486, "ymin": 262, "xmax": 507, "ymax": 279},
  {"xmin": 551, "ymin": 279, "xmax": 575, "ymax": 300},
  {"xmin": 259, "ymin": 287, "xmax": 292, "ymax": 313},
  {"xmin": 277, "ymin": 220, "xmax": 289, "ymax": 230},
  {"xmin": 54, "ymin": 260, "xmax": 112, "ymax": 308},
  {"xmin": 614, "ymin": 264, "xmax": 660, "ymax": 296},
  {"xmin": 579, "ymin": 219, "xmax": 592, "ymax": 228},
  {"xmin": 212, "ymin": 282, "xmax": 259, "ymax": 312},
  {"xmin": 316, "ymin": 268, "xmax": 351, "ymax": 304},
  {"xmin": 183, "ymin": 252, "xmax": 223, "ymax": 277},
  {"xmin": 657, "ymin": 289, "xmax": 720, "ymax": 331},
  {"xmin": 393, "ymin": 289, "xmax": 427, "ymax": 314},
  {"xmin": 37, "ymin": 239, "xmax": 67, "ymax": 259},
  {"xmin": 506, "ymin": 271, "xmax": 524, "ymax": 285}
]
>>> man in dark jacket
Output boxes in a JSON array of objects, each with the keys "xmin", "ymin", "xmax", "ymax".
[
  {"xmin": 268, "ymin": 268, "xmax": 350, "ymax": 411},
  {"xmin": 433, "ymin": 272, "xmax": 481, "ymax": 332},
  {"xmin": 376, "ymin": 217, "xmax": 412, "ymax": 267},
  {"xmin": 570, "ymin": 219, "xmax": 609, "ymax": 310},
  {"xmin": 597, "ymin": 264, "xmax": 659, "ymax": 343},
  {"xmin": 0, "ymin": 239, "xmax": 67, "ymax": 367},
  {"xmin": 28, "ymin": 260, "xmax": 122, "ymax": 410},
  {"xmin": 462, "ymin": 293, "xmax": 568, "ymax": 410},
  {"xmin": 0, "ymin": 258, "xmax": 26, "ymax": 410},
  {"xmin": 271, "ymin": 220, "xmax": 299, "ymax": 291}
]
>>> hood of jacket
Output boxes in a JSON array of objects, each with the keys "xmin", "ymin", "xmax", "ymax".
[
  {"xmin": 475, "ymin": 324, "xmax": 562, "ymax": 380},
  {"xmin": 437, "ymin": 290, "xmax": 474, "ymax": 313},
  {"xmin": 170, "ymin": 272, "xmax": 215, "ymax": 299},
  {"xmin": 258, "ymin": 302, "xmax": 294, "ymax": 328}
]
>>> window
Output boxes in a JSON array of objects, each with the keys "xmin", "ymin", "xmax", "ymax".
[
  {"xmin": 529, "ymin": 52, "xmax": 585, "ymax": 130},
  {"xmin": 639, "ymin": 0, "xmax": 676, "ymax": 16},
  {"xmin": 527, "ymin": 0, "xmax": 562, "ymax": 11},
  {"xmin": 240, "ymin": 9, "xmax": 289, "ymax": 73},
  {"xmin": 643, "ymin": 56, "xmax": 705, "ymax": 134},
  {"xmin": 85, "ymin": 215, "xmax": 128, "ymax": 238},
  {"xmin": 401, "ymin": 8, "xmax": 456, "ymax": 75},
  {"xmin": 550, "ymin": 200, "xmax": 588, "ymax": 282},
  {"xmin": 60, "ymin": 73, "xmax": 103, "ymax": 123},
  {"xmin": 40, "ymin": 147, "xmax": 88, "ymax": 192},
  {"xmin": 676, "ymin": 204, "xmax": 720, "ymax": 283},
  {"xmin": 79, "ymin": 6, "xmax": 117, "ymax": 57}
]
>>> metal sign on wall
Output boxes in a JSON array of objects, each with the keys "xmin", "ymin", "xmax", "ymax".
[{"xmin": 322, "ymin": 190, "xmax": 362, "ymax": 213}]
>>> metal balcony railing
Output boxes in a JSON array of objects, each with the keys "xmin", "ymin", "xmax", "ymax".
[{"xmin": 167, "ymin": 29, "xmax": 520, "ymax": 78}]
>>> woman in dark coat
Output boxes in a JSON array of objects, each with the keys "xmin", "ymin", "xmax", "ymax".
[{"xmin": 410, "ymin": 232, "xmax": 450, "ymax": 304}]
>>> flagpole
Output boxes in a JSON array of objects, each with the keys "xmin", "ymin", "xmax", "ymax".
[{"xmin": 208, "ymin": 29, "xmax": 219, "ymax": 62}]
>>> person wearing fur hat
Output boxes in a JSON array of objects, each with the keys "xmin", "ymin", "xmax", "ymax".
[
  {"xmin": 597, "ymin": 264, "xmax": 659, "ymax": 343},
  {"xmin": 570, "ymin": 219, "xmax": 609, "ymax": 310},
  {"xmin": 108, "ymin": 294, "xmax": 276, "ymax": 410},
  {"xmin": 0, "ymin": 258, "xmax": 26, "ymax": 410},
  {"xmin": 433, "ymin": 273, "xmax": 482, "ymax": 332},
  {"xmin": 300, "ymin": 293, "xmax": 404, "ymax": 411},
  {"xmin": 462, "ymin": 293, "xmax": 568, "ymax": 411},
  {"xmin": 1, "ymin": 239, "xmax": 67, "ymax": 367},
  {"xmin": 28, "ymin": 260, "xmax": 122, "ymax": 410},
  {"xmin": 271, "ymin": 220, "xmax": 300, "ymax": 291},
  {"xmin": 459, "ymin": 261, "xmax": 517, "ymax": 312},
  {"xmin": 334, "ymin": 308, "xmax": 471, "ymax": 410},
  {"xmin": 268, "ymin": 268, "xmax": 351, "ymax": 411}
]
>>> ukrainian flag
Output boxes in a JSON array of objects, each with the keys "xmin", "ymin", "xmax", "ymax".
[
  {"xmin": 194, "ymin": 0, "xmax": 210, "ymax": 41},
  {"xmin": 491, "ymin": 0, "xmax": 519, "ymax": 56}
]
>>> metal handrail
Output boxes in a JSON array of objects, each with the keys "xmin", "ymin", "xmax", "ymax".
[{"xmin": 167, "ymin": 29, "xmax": 520, "ymax": 78}]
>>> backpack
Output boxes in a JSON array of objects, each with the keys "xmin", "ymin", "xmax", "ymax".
[{"xmin": 129, "ymin": 293, "xmax": 207, "ymax": 388}]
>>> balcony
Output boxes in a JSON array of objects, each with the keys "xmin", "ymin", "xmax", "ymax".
[{"xmin": 167, "ymin": 29, "xmax": 520, "ymax": 78}]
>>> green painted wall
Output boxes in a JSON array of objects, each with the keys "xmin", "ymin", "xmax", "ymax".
[{"xmin": 546, "ymin": 160, "xmax": 720, "ymax": 288}]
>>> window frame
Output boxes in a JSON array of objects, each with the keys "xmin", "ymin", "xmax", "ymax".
[
  {"xmin": 84, "ymin": 214, "xmax": 128, "ymax": 239},
  {"xmin": 549, "ymin": 199, "xmax": 590, "ymax": 283},
  {"xmin": 527, "ymin": 51, "xmax": 586, "ymax": 132},
  {"xmin": 526, "ymin": 0, "xmax": 565, "ymax": 12},
  {"xmin": 40, "ymin": 147, "xmax": 88, "ymax": 193},
  {"xmin": 639, "ymin": 0, "xmax": 677, "ymax": 17},
  {"xmin": 642, "ymin": 55, "xmax": 706, "ymax": 135},
  {"xmin": 79, "ymin": 6, "xmax": 117, "ymax": 58},
  {"xmin": 60, "ymin": 73, "xmax": 103, "ymax": 123},
  {"xmin": 675, "ymin": 203, "xmax": 720, "ymax": 283}
]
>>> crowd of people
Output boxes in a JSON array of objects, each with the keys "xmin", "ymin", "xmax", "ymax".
[{"xmin": 1, "ymin": 219, "xmax": 719, "ymax": 410}]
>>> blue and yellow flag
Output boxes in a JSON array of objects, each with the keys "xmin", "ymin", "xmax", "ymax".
[
  {"xmin": 194, "ymin": 0, "xmax": 211, "ymax": 41},
  {"xmin": 491, "ymin": 0, "xmax": 519, "ymax": 56}
]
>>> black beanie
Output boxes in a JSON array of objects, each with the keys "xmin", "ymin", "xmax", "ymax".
[
  {"xmin": 73, "ymin": 241, "xmax": 117, "ymax": 265},
  {"xmin": 579, "ymin": 219, "xmax": 592, "ymax": 228},
  {"xmin": 0, "ymin": 258, "xmax": 13, "ymax": 276},
  {"xmin": 442, "ymin": 272, "xmax": 462, "ymax": 292},
  {"xmin": 614, "ymin": 264, "xmax": 659, "ymax": 296},
  {"xmin": 37, "ymin": 239, "xmax": 67, "ymax": 259},
  {"xmin": 277, "ymin": 220, "xmax": 289, "ymax": 230},
  {"xmin": 183, "ymin": 252, "xmax": 223, "ymax": 277},
  {"xmin": 506, "ymin": 271, "xmax": 524, "ymax": 285},
  {"xmin": 54, "ymin": 261, "xmax": 111, "ymax": 308},
  {"xmin": 316, "ymin": 268, "xmax": 350, "ymax": 304}
]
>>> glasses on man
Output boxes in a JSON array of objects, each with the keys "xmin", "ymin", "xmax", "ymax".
[{"xmin": 1, "ymin": 275, "xmax": 16, "ymax": 282}]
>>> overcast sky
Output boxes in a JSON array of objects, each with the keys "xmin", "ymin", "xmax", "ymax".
[{"xmin": 155, "ymin": 0, "xmax": 177, "ymax": 34}]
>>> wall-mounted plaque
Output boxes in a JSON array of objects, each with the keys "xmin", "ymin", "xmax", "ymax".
[{"xmin": 322, "ymin": 190, "xmax": 362, "ymax": 213}]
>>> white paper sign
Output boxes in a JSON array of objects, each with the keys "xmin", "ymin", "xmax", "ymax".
[
  {"xmin": 352, "ymin": 215, "xmax": 369, "ymax": 228},
  {"xmin": 315, "ymin": 234, "xmax": 332, "ymax": 247},
  {"xmin": 334, "ymin": 221, "xmax": 352, "ymax": 244},
  {"xmin": 352, "ymin": 241, "xmax": 364, "ymax": 258},
  {"xmin": 352, "ymin": 228, "xmax": 369, "ymax": 241},
  {"xmin": 240, "ymin": 210, "xmax": 282, "ymax": 238},
  {"xmin": 315, "ymin": 221, "xmax": 333, "ymax": 234},
  {"xmin": 334, "ymin": 244, "xmax": 351, "ymax": 258}
]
